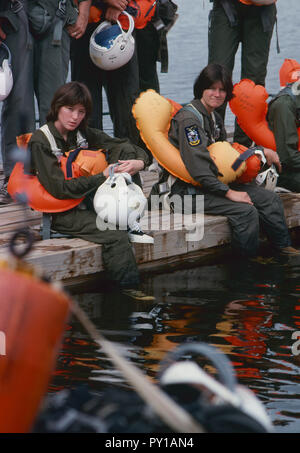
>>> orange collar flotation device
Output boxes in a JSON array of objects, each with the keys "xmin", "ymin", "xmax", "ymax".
[
  {"xmin": 239, "ymin": 0, "xmax": 276, "ymax": 5},
  {"xmin": 132, "ymin": 90, "xmax": 260, "ymax": 186},
  {"xmin": 229, "ymin": 78, "xmax": 300, "ymax": 151},
  {"xmin": 89, "ymin": 0, "xmax": 156, "ymax": 30},
  {"xmin": 7, "ymin": 130, "xmax": 108, "ymax": 213}
]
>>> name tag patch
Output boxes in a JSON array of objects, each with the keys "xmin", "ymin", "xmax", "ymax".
[{"xmin": 185, "ymin": 125, "xmax": 201, "ymax": 146}]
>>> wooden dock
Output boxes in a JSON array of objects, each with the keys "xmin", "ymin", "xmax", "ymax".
[{"xmin": 1, "ymin": 169, "xmax": 300, "ymax": 288}]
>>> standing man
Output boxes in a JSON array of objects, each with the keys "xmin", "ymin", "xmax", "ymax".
[
  {"xmin": 0, "ymin": 0, "xmax": 35, "ymax": 204},
  {"xmin": 267, "ymin": 59, "xmax": 300, "ymax": 192},
  {"xmin": 208, "ymin": 0, "xmax": 277, "ymax": 146}
]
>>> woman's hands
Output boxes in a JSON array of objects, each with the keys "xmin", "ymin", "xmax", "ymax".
[
  {"xmin": 103, "ymin": 160, "xmax": 145, "ymax": 177},
  {"xmin": 225, "ymin": 189, "xmax": 253, "ymax": 205},
  {"xmin": 263, "ymin": 147, "xmax": 282, "ymax": 173}
]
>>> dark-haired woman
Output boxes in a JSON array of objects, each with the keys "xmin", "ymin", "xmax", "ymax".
[
  {"xmin": 29, "ymin": 81, "xmax": 154, "ymax": 299},
  {"xmin": 167, "ymin": 63, "xmax": 297, "ymax": 256}
]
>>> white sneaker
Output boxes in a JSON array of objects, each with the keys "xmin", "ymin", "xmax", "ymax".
[{"xmin": 128, "ymin": 222, "xmax": 154, "ymax": 244}]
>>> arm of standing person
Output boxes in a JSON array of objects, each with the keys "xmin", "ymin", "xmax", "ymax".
[{"xmin": 68, "ymin": 0, "xmax": 92, "ymax": 39}]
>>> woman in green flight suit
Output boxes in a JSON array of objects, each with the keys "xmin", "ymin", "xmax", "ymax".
[{"xmin": 29, "ymin": 81, "xmax": 154, "ymax": 299}]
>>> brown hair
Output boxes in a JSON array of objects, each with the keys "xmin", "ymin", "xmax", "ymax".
[
  {"xmin": 193, "ymin": 63, "xmax": 234, "ymax": 102},
  {"xmin": 46, "ymin": 81, "xmax": 92, "ymax": 130}
]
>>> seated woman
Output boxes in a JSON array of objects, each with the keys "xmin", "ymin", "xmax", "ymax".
[
  {"xmin": 167, "ymin": 63, "xmax": 298, "ymax": 256},
  {"xmin": 29, "ymin": 81, "xmax": 154, "ymax": 299}
]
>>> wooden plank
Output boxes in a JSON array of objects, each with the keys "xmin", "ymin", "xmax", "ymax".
[{"xmin": 0, "ymin": 168, "xmax": 300, "ymax": 286}]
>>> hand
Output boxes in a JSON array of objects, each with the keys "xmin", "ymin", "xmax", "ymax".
[
  {"xmin": 225, "ymin": 189, "xmax": 253, "ymax": 205},
  {"xmin": 115, "ymin": 159, "xmax": 145, "ymax": 175},
  {"xmin": 105, "ymin": 7, "xmax": 122, "ymax": 22},
  {"xmin": 104, "ymin": 0, "xmax": 128, "ymax": 10},
  {"xmin": 67, "ymin": 0, "xmax": 91, "ymax": 39},
  {"xmin": 263, "ymin": 147, "xmax": 282, "ymax": 173}
]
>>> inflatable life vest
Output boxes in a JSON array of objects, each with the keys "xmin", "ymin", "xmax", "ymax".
[
  {"xmin": 132, "ymin": 89, "xmax": 260, "ymax": 186},
  {"xmin": 239, "ymin": 0, "xmax": 276, "ymax": 5},
  {"xmin": 8, "ymin": 128, "xmax": 107, "ymax": 213},
  {"xmin": 0, "ymin": 258, "xmax": 71, "ymax": 433},
  {"xmin": 229, "ymin": 78, "xmax": 300, "ymax": 151},
  {"xmin": 279, "ymin": 58, "xmax": 300, "ymax": 88},
  {"xmin": 89, "ymin": 0, "xmax": 156, "ymax": 30}
]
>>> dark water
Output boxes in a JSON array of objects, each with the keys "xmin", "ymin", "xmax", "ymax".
[{"xmin": 49, "ymin": 249, "xmax": 300, "ymax": 433}]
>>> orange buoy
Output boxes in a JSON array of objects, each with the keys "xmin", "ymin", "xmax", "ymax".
[{"xmin": 0, "ymin": 262, "xmax": 71, "ymax": 433}]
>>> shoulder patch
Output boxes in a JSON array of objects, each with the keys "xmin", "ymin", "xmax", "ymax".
[{"xmin": 185, "ymin": 124, "xmax": 201, "ymax": 147}]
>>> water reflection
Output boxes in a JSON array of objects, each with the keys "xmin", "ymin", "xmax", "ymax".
[{"xmin": 50, "ymin": 255, "xmax": 300, "ymax": 432}]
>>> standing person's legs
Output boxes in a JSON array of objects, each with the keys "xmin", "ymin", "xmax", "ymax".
[
  {"xmin": 208, "ymin": 1, "xmax": 240, "ymax": 120},
  {"xmin": 34, "ymin": 26, "xmax": 70, "ymax": 126},
  {"xmin": 105, "ymin": 47, "xmax": 140, "ymax": 144},
  {"xmin": 234, "ymin": 5, "xmax": 276, "ymax": 145},
  {"xmin": 135, "ymin": 23, "xmax": 160, "ymax": 93},
  {"xmin": 1, "ymin": 6, "xmax": 35, "ymax": 182},
  {"xmin": 70, "ymin": 23, "xmax": 104, "ymax": 130}
]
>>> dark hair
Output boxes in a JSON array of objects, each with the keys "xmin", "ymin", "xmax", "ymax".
[
  {"xmin": 46, "ymin": 81, "xmax": 92, "ymax": 129},
  {"xmin": 193, "ymin": 63, "xmax": 233, "ymax": 102}
]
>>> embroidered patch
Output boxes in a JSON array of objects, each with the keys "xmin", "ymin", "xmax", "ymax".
[{"xmin": 185, "ymin": 125, "xmax": 201, "ymax": 146}]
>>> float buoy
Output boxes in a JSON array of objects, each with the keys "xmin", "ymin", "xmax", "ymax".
[{"xmin": 0, "ymin": 260, "xmax": 71, "ymax": 433}]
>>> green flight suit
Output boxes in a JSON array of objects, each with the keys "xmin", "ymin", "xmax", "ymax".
[
  {"xmin": 267, "ymin": 90, "xmax": 300, "ymax": 192},
  {"xmin": 167, "ymin": 99, "xmax": 291, "ymax": 256},
  {"xmin": 29, "ymin": 122, "xmax": 151, "ymax": 288},
  {"xmin": 208, "ymin": 0, "xmax": 276, "ymax": 146},
  {"xmin": 28, "ymin": 0, "xmax": 82, "ymax": 126}
]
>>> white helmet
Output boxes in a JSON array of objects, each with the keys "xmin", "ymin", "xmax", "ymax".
[
  {"xmin": 89, "ymin": 11, "xmax": 135, "ymax": 71},
  {"xmin": 256, "ymin": 164, "xmax": 279, "ymax": 191},
  {"xmin": 0, "ymin": 42, "xmax": 13, "ymax": 101},
  {"xmin": 94, "ymin": 165, "xmax": 147, "ymax": 231}
]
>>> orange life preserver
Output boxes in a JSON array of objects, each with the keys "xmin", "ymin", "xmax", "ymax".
[
  {"xmin": 229, "ymin": 78, "xmax": 300, "ymax": 151},
  {"xmin": 7, "ymin": 133, "xmax": 108, "ymax": 213},
  {"xmin": 89, "ymin": 0, "xmax": 156, "ymax": 29},
  {"xmin": 279, "ymin": 58, "xmax": 300, "ymax": 88},
  {"xmin": 132, "ymin": 90, "xmax": 260, "ymax": 186},
  {"xmin": 239, "ymin": 0, "xmax": 276, "ymax": 5},
  {"xmin": 0, "ymin": 260, "xmax": 71, "ymax": 433}
]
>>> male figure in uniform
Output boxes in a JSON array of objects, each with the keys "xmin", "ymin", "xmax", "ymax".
[
  {"xmin": 208, "ymin": 0, "xmax": 277, "ymax": 146},
  {"xmin": 267, "ymin": 59, "xmax": 300, "ymax": 192}
]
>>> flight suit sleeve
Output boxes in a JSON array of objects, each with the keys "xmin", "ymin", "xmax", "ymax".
[
  {"xmin": 30, "ymin": 139, "xmax": 106, "ymax": 200},
  {"xmin": 268, "ymin": 96, "xmax": 300, "ymax": 169},
  {"xmin": 169, "ymin": 112, "xmax": 230, "ymax": 196},
  {"xmin": 85, "ymin": 127, "xmax": 151, "ymax": 168}
]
